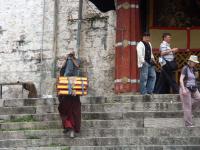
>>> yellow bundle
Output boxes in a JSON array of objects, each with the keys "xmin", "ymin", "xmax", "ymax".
[{"xmin": 57, "ymin": 76, "xmax": 88, "ymax": 96}]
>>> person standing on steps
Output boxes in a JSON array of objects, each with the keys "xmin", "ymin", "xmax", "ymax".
[
  {"xmin": 180, "ymin": 55, "xmax": 200, "ymax": 127},
  {"xmin": 136, "ymin": 32, "xmax": 156, "ymax": 95},
  {"xmin": 58, "ymin": 49, "xmax": 81, "ymax": 138},
  {"xmin": 155, "ymin": 33, "xmax": 179, "ymax": 94}
]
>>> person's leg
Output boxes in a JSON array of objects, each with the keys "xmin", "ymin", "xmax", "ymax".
[
  {"xmin": 58, "ymin": 95, "xmax": 74, "ymax": 133},
  {"xmin": 58, "ymin": 96, "xmax": 66, "ymax": 129},
  {"xmin": 180, "ymin": 88, "xmax": 193, "ymax": 126},
  {"xmin": 168, "ymin": 70, "xmax": 179, "ymax": 94},
  {"xmin": 139, "ymin": 62, "xmax": 148, "ymax": 94},
  {"xmin": 160, "ymin": 65, "xmax": 178, "ymax": 94},
  {"xmin": 155, "ymin": 69, "xmax": 170, "ymax": 94},
  {"xmin": 146, "ymin": 65, "xmax": 156, "ymax": 94},
  {"xmin": 72, "ymin": 96, "xmax": 81, "ymax": 133}
]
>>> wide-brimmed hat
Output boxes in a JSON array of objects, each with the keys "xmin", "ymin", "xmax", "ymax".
[{"xmin": 188, "ymin": 55, "xmax": 199, "ymax": 63}]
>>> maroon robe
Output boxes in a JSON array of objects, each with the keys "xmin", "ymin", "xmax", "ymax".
[{"xmin": 58, "ymin": 95, "xmax": 81, "ymax": 133}]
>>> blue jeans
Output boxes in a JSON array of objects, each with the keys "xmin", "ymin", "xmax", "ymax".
[{"xmin": 139, "ymin": 62, "xmax": 156, "ymax": 94}]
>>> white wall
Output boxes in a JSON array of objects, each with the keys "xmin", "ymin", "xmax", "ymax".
[{"xmin": 0, "ymin": 0, "xmax": 116, "ymax": 98}]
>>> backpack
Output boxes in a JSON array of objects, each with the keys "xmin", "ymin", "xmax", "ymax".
[
  {"xmin": 183, "ymin": 65, "xmax": 197, "ymax": 92},
  {"xmin": 183, "ymin": 65, "xmax": 195, "ymax": 81}
]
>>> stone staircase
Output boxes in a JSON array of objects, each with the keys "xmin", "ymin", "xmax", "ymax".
[{"xmin": 0, "ymin": 95, "xmax": 200, "ymax": 150}]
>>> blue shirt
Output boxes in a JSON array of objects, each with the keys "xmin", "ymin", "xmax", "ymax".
[
  {"xmin": 64, "ymin": 57, "xmax": 81, "ymax": 76},
  {"xmin": 160, "ymin": 41, "xmax": 174, "ymax": 61}
]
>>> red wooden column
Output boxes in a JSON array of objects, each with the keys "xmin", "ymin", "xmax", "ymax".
[{"xmin": 115, "ymin": 0, "xmax": 141, "ymax": 93}]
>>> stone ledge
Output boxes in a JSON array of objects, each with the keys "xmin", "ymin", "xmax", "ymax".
[{"xmin": 1, "ymin": 137, "xmax": 200, "ymax": 147}]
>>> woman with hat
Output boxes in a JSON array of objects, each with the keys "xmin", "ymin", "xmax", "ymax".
[{"xmin": 180, "ymin": 55, "xmax": 200, "ymax": 127}]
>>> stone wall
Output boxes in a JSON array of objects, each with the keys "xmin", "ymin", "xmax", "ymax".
[{"xmin": 0, "ymin": 0, "xmax": 116, "ymax": 98}]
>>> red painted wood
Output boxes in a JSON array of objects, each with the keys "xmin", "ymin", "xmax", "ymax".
[
  {"xmin": 115, "ymin": 0, "xmax": 141, "ymax": 93},
  {"xmin": 130, "ymin": 0, "xmax": 141, "ymax": 92}
]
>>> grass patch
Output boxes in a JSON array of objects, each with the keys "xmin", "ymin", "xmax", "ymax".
[
  {"xmin": 48, "ymin": 143, "xmax": 63, "ymax": 147},
  {"xmin": 10, "ymin": 115, "xmax": 37, "ymax": 122},
  {"xmin": 48, "ymin": 144, "xmax": 69, "ymax": 149},
  {"xmin": 0, "ymin": 126, "xmax": 60, "ymax": 131},
  {"xmin": 62, "ymin": 148, "xmax": 70, "ymax": 150},
  {"xmin": 26, "ymin": 135, "xmax": 40, "ymax": 139}
]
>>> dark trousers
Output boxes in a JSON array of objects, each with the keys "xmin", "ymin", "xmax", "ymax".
[{"xmin": 155, "ymin": 65, "xmax": 179, "ymax": 94}]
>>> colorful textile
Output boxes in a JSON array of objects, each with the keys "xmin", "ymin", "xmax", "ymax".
[{"xmin": 57, "ymin": 76, "xmax": 88, "ymax": 96}]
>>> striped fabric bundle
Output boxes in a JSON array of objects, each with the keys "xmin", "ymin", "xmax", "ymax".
[{"xmin": 57, "ymin": 76, "xmax": 88, "ymax": 96}]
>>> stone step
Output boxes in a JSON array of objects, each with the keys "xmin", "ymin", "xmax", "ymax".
[
  {"xmin": 1, "ymin": 145, "xmax": 200, "ymax": 150},
  {"xmin": 0, "ymin": 136, "xmax": 200, "ymax": 148},
  {"xmin": 1, "ymin": 118, "xmax": 200, "ymax": 131},
  {"xmin": 1, "ymin": 127, "xmax": 200, "ymax": 140},
  {"xmin": 81, "ymin": 94, "xmax": 180, "ymax": 104},
  {"xmin": 1, "ymin": 95, "xmax": 180, "ymax": 107},
  {"xmin": 0, "ymin": 106, "xmax": 56, "ymax": 115},
  {"xmin": 0, "ymin": 113, "xmax": 60, "ymax": 123},
  {"xmin": 52, "ymin": 145, "xmax": 200, "ymax": 150},
  {"xmin": 0, "ymin": 111, "xmax": 200, "ymax": 123},
  {"xmin": 1, "ymin": 98, "xmax": 58, "ymax": 107},
  {"xmin": 0, "ymin": 119, "xmax": 144, "ymax": 131},
  {"xmin": 81, "ymin": 102, "xmax": 183, "ymax": 112},
  {"xmin": 0, "ymin": 147, "xmax": 69, "ymax": 150},
  {"xmin": 0, "ymin": 102, "xmax": 185, "ymax": 115},
  {"xmin": 82, "ymin": 111, "xmax": 200, "ymax": 120}
]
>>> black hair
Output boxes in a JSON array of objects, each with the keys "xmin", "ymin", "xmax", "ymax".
[
  {"xmin": 162, "ymin": 33, "xmax": 171, "ymax": 39},
  {"xmin": 143, "ymin": 32, "xmax": 150, "ymax": 37}
]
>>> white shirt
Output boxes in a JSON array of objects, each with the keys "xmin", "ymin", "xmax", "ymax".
[{"xmin": 136, "ymin": 41, "xmax": 154, "ymax": 68}]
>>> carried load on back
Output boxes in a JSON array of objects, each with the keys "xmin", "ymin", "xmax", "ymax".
[{"xmin": 57, "ymin": 76, "xmax": 88, "ymax": 96}]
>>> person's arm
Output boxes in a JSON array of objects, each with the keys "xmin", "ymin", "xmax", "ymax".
[
  {"xmin": 180, "ymin": 67, "xmax": 187, "ymax": 95},
  {"xmin": 194, "ymin": 68, "xmax": 199, "ymax": 78},
  {"xmin": 195, "ymin": 72, "xmax": 199, "ymax": 79},
  {"xmin": 136, "ymin": 42, "xmax": 145, "ymax": 65},
  {"xmin": 180, "ymin": 73, "xmax": 187, "ymax": 95},
  {"xmin": 60, "ymin": 54, "xmax": 68, "ymax": 68},
  {"xmin": 161, "ymin": 48, "xmax": 179, "ymax": 56},
  {"xmin": 61, "ymin": 59, "xmax": 67, "ymax": 67},
  {"xmin": 149, "ymin": 43, "xmax": 156, "ymax": 64},
  {"xmin": 180, "ymin": 74, "xmax": 186, "ymax": 90},
  {"xmin": 71, "ymin": 57, "xmax": 80, "ymax": 68}
]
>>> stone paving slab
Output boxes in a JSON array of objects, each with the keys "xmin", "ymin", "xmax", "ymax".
[
  {"xmin": 0, "ymin": 102, "xmax": 185, "ymax": 114},
  {"xmin": 1, "ymin": 95, "xmax": 180, "ymax": 107},
  {"xmin": 1, "ymin": 137, "xmax": 200, "ymax": 148},
  {"xmin": 0, "ymin": 119, "xmax": 143, "ymax": 131},
  {"xmin": 1, "ymin": 145, "xmax": 200, "ymax": 150},
  {"xmin": 69, "ymin": 145, "xmax": 200, "ymax": 150},
  {"xmin": 0, "ymin": 147, "xmax": 68, "ymax": 150},
  {"xmin": 1, "ymin": 127, "xmax": 200, "ymax": 140},
  {"xmin": 0, "ymin": 106, "xmax": 57, "ymax": 114},
  {"xmin": 81, "ymin": 102, "xmax": 183, "ymax": 112},
  {"xmin": 1, "ymin": 118, "xmax": 200, "ymax": 131},
  {"xmin": 1, "ymin": 98, "xmax": 57, "ymax": 107},
  {"xmin": 81, "ymin": 95, "xmax": 180, "ymax": 104},
  {"xmin": 82, "ymin": 111, "xmax": 200, "ymax": 120},
  {"xmin": 1, "ymin": 111, "xmax": 200, "ymax": 123}
]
